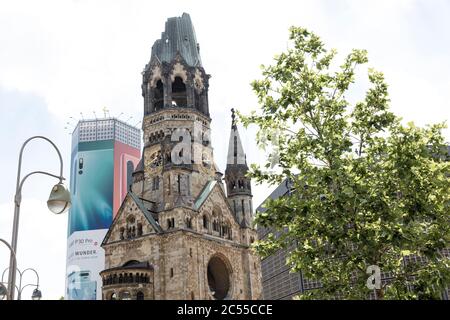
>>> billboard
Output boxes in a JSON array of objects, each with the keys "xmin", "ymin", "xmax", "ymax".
[
  {"xmin": 66, "ymin": 140, "xmax": 114, "ymax": 300},
  {"xmin": 113, "ymin": 141, "xmax": 141, "ymax": 217},
  {"xmin": 68, "ymin": 140, "xmax": 114, "ymax": 235},
  {"xmin": 66, "ymin": 135, "xmax": 141, "ymax": 300},
  {"xmin": 66, "ymin": 230, "xmax": 105, "ymax": 300}
]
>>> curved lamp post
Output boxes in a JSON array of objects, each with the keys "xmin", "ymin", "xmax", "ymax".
[
  {"xmin": 0, "ymin": 281, "xmax": 41, "ymax": 301},
  {"xmin": 0, "ymin": 283, "xmax": 7, "ymax": 300},
  {"xmin": 0, "ymin": 238, "xmax": 17, "ymax": 300},
  {"xmin": 2, "ymin": 267, "xmax": 41, "ymax": 300},
  {"xmin": 7, "ymin": 136, "xmax": 71, "ymax": 300}
]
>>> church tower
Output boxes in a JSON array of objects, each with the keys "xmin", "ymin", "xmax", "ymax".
[
  {"xmin": 100, "ymin": 13, "xmax": 262, "ymax": 300},
  {"xmin": 225, "ymin": 109, "xmax": 254, "ymax": 234}
]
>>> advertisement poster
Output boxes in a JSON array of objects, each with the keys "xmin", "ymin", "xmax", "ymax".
[
  {"xmin": 66, "ymin": 140, "xmax": 114, "ymax": 300},
  {"xmin": 66, "ymin": 230, "xmax": 107, "ymax": 300},
  {"xmin": 68, "ymin": 141, "xmax": 114, "ymax": 235}
]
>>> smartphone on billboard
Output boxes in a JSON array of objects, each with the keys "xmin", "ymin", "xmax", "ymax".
[
  {"xmin": 69, "ymin": 145, "xmax": 114, "ymax": 234},
  {"xmin": 67, "ymin": 270, "xmax": 97, "ymax": 300}
]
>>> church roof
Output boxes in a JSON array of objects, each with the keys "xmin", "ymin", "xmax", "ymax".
[
  {"xmin": 194, "ymin": 180, "xmax": 217, "ymax": 210},
  {"xmin": 101, "ymin": 191, "xmax": 163, "ymax": 246},
  {"xmin": 133, "ymin": 158, "xmax": 144, "ymax": 173},
  {"xmin": 225, "ymin": 108, "xmax": 248, "ymax": 172},
  {"xmin": 129, "ymin": 192, "xmax": 163, "ymax": 233},
  {"xmin": 150, "ymin": 13, "xmax": 202, "ymax": 67}
]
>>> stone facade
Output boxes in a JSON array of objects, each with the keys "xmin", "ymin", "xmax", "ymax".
[{"xmin": 100, "ymin": 13, "xmax": 262, "ymax": 300}]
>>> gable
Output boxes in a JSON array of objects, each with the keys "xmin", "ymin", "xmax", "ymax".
[
  {"xmin": 102, "ymin": 192, "xmax": 163, "ymax": 246},
  {"xmin": 195, "ymin": 181, "xmax": 240, "ymax": 228}
]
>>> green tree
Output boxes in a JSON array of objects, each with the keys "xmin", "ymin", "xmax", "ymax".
[{"xmin": 240, "ymin": 27, "xmax": 450, "ymax": 299}]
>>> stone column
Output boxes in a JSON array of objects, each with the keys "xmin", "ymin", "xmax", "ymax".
[
  {"xmin": 163, "ymin": 74, "xmax": 172, "ymax": 108},
  {"xmin": 186, "ymin": 78, "xmax": 194, "ymax": 108}
]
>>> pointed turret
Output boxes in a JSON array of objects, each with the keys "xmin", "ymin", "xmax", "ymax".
[{"xmin": 225, "ymin": 109, "xmax": 253, "ymax": 227}]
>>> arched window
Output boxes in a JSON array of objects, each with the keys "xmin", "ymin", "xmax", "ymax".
[
  {"xmin": 186, "ymin": 217, "xmax": 192, "ymax": 229},
  {"xmin": 137, "ymin": 223, "xmax": 143, "ymax": 236},
  {"xmin": 154, "ymin": 79, "xmax": 164, "ymax": 111},
  {"xmin": 110, "ymin": 292, "xmax": 117, "ymax": 300},
  {"xmin": 152, "ymin": 176, "xmax": 160, "ymax": 190},
  {"xmin": 126, "ymin": 216, "xmax": 137, "ymax": 239},
  {"xmin": 203, "ymin": 215, "xmax": 209, "ymax": 229},
  {"xmin": 120, "ymin": 291, "xmax": 131, "ymax": 300},
  {"xmin": 212, "ymin": 220, "xmax": 219, "ymax": 232},
  {"xmin": 136, "ymin": 291, "xmax": 144, "ymax": 300},
  {"xmin": 119, "ymin": 227, "xmax": 125, "ymax": 240},
  {"xmin": 172, "ymin": 76, "xmax": 187, "ymax": 107}
]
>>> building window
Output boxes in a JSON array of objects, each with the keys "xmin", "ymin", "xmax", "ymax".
[
  {"xmin": 137, "ymin": 223, "xmax": 143, "ymax": 236},
  {"xmin": 126, "ymin": 215, "xmax": 137, "ymax": 239},
  {"xmin": 203, "ymin": 215, "xmax": 209, "ymax": 229},
  {"xmin": 110, "ymin": 292, "xmax": 117, "ymax": 300},
  {"xmin": 167, "ymin": 218, "xmax": 175, "ymax": 229},
  {"xmin": 186, "ymin": 217, "xmax": 192, "ymax": 229},
  {"xmin": 172, "ymin": 76, "xmax": 187, "ymax": 107},
  {"xmin": 154, "ymin": 79, "xmax": 164, "ymax": 111},
  {"xmin": 152, "ymin": 176, "xmax": 160, "ymax": 190},
  {"xmin": 120, "ymin": 291, "xmax": 131, "ymax": 300},
  {"xmin": 136, "ymin": 291, "xmax": 144, "ymax": 300},
  {"xmin": 170, "ymin": 268, "xmax": 174, "ymax": 278},
  {"xmin": 168, "ymin": 175, "xmax": 171, "ymax": 194}
]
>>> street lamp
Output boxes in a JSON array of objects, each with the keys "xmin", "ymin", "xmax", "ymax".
[
  {"xmin": 7, "ymin": 136, "xmax": 71, "ymax": 300},
  {"xmin": 31, "ymin": 288, "xmax": 42, "ymax": 300},
  {"xmin": 0, "ymin": 283, "xmax": 7, "ymax": 300},
  {"xmin": 47, "ymin": 182, "xmax": 72, "ymax": 214},
  {"xmin": 0, "ymin": 238, "xmax": 17, "ymax": 300},
  {"xmin": 2, "ymin": 267, "xmax": 41, "ymax": 300}
]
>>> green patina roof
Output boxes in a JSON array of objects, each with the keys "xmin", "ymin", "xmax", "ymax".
[
  {"xmin": 194, "ymin": 180, "xmax": 217, "ymax": 210},
  {"xmin": 129, "ymin": 191, "xmax": 163, "ymax": 233},
  {"xmin": 151, "ymin": 13, "xmax": 202, "ymax": 67}
]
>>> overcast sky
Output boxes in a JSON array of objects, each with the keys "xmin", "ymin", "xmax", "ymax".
[{"xmin": 0, "ymin": 0, "xmax": 449, "ymax": 299}]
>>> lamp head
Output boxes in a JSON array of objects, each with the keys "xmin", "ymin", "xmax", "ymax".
[
  {"xmin": 0, "ymin": 283, "xmax": 7, "ymax": 300},
  {"xmin": 47, "ymin": 182, "xmax": 71, "ymax": 214},
  {"xmin": 31, "ymin": 288, "xmax": 42, "ymax": 300}
]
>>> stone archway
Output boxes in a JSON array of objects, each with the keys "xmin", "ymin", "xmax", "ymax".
[{"xmin": 207, "ymin": 255, "xmax": 231, "ymax": 300}]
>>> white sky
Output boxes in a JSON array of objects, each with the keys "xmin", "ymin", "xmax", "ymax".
[{"xmin": 0, "ymin": 0, "xmax": 449, "ymax": 299}]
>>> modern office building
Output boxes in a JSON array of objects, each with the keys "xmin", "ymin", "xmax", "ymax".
[
  {"xmin": 257, "ymin": 146, "xmax": 450, "ymax": 300},
  {"xmin": 65, "ymin": 117, "xmax": 141, "ymax": 300},
  {"xmin": 256, "ymin": 180, "xmax": 306, "ymax": 300}
]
